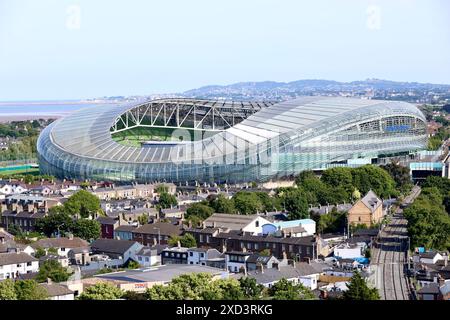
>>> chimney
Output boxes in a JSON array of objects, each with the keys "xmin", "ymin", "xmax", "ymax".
[
  {"xmin": 177, "ymin": 241, "xmax": 181, "ymax": 248},
  {"xmin": 153, "ymin": 237, "xmax": 157, "ymax": 246},
  {"xmin": 444, "ymin": 255, "xmax": 448, "ymax": 267},
  {"xmin": 242, "ymin": 246, "xmax": 247, "ymax": 253}
]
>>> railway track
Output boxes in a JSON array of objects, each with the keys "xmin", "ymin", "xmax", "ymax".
[{"xmin": 372, "ymin": 213, "xmax": 411, "ymax": 300}]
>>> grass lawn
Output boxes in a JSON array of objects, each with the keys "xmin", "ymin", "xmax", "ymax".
[{"xmin": 0, "ymin": 167, "xmax": 40, "ymax": 176}]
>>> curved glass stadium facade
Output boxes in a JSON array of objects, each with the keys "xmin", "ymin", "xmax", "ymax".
[{"xmin": 37, "ymin": 97, "xmax": 427, "ymax": 183}]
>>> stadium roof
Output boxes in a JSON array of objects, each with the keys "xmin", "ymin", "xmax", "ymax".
[{"xmin": 46, "ymin": 97, "xmax": 425, "ymax": 164}]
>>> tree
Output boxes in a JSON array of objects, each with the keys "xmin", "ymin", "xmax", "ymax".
[
  {"xmin": 312, "ymin": 208, "xmax": 347, "ymax": 234},
  {"xmin": 7, "ymin": 224, "xmax": 25, "ymax": 238},
  {"xmin": 158, "ymin": 192, "xmax": 178, "ymax": 209},
  {"xmin": 0, "ymin": 279, "xmax": 17, "ymax": 300},
  {"xmin": 255, "ymin": 192, "xmax": 281, "ymax": 212},
  {"xmin": 34, "ymin": 247, "xmax": 46, "ymax": 259},
  {"xmin": 208, "ymin": 194, "xmax": 235, "ymax": 213},
  {"xmin": 281, "ymin": 189, "xmax": 309, "ymax": 220},
  {"xmin": 122, "ymin": 291, "xmax": 147, "ymax": 300},
  {"xmin": 321, "ymin": 167, "xmax": 354, "ymax": 197},
  {"xmin": 233, "ymin": 192, "xmax": 263, "ymax": 215},
  {"xmin": 168, "ymin": 233, "xmax": 197, "ymax": 248},
  {"xmin": 145, "ymin": 273, "xmax": 246, "ymax": 300},
  {"xmin": 239, "ymin": 277, "xmax": 264, "ymax": 299},
  {"xmin": 186, "ymin": 203, "xmax": 214, "ymax": 221},
  {"xmin": 14, "ymin": 280, "xmax": 48, "ymax": 300},
  {"xmin": 64, "ymin": 190, "xmax": 101, "ymax": 218},
  {"xmin": 259, "ymin": 249, "xmax": 271, "ymax": 257},
  {"xmin": 126, "ymin": 260, "xmax": 141, "ymax": 269},
  {"xmin": 268, "ymin": 278, "xmax": 316, "ymax": 300},
  {"xmin": 72, "ymin": 219, "xmax": 101, "ymax": 241},
  {"xmin": 77, "ymin": 282, "xmax": 124, "ymax": 300},
  {"xmin": 36, "ymin": 260, "xmax": 72, "ymax": 283},
  {"xmin": 351, "ymin": 165, "xmax": 397, "ymax": 199},
  {"xmin": 147, "ymin": 273, "xmax": 213, "ymax": 300},
  {"xmin": 381, "ymin": 163, "xmax": 413, "ymax": 194},
  {"xmin": 403, "ymin": 189, "xmax": 450, "ymax": 250},
  {"xmin": 137, "ymin": 214, "xmax": 148, "ymax": 225},
  {"xmin": 343, "ymin": 271, "xmax": 380, "ymax": 300},
  {"xmin": 155, "ymin": 184, "xmax": 169, "ymax": 194},
  {"xmin": 34, "ymin": 210, "xmax": 74, "ymax": 237}
]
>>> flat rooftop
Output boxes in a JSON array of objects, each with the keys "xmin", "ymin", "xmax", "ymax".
[{"xmin": 94, "ymin": 264, "xmax": 227, "ymax": 283}]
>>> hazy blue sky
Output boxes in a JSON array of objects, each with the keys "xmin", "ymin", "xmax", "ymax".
[{"xmin": 0, "ymin": 0, "xmax": 449, "ymax": 101}]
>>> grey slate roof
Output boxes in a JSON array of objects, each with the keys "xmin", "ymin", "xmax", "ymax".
[
  {"xmin": 91, "ymin": 239, "xmax": 139, "ymax": 255},
  {"xmin": 40, "ymin": 283, "xmax": 74, "ymax": 297},
  {"xmin": 236, "ymin": 263, "xmax": 320, "ymax": 284},
  {"xmin": 360, "ymin": 190, "xmax": 382, "ymax": 212},
  {"xmin": 0, "ymin": 252, "xmax": 38, "ymax": 266},
  {"xmin": 31, "ymin": 237, "xmax": 88, "ymax": 249},
  {"xmin": 133, "ymin": 222, "xmax": 183, "ymax": 236}
]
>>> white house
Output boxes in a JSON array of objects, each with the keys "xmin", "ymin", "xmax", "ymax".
[
  {"xmin": 136, "ymin": 246, "xmax": 161, "ymax": 267},
  {"xmin": 187, "ymin": 248, "xmax": 223, "ymax": 267},
  {"xmin": 334, "ymin": 242, "xmax": 367, "ymax": 259},
  {"xmin": 225, "ymin": 251, "xmax": 252, "ymax": 273},
  {"xmin": 0, "ymin": 183, "xmax": 28, "ymax": 195},
  {"xmin": 239, "ymin": 262, "xmax": 321, "ymax": 291},
  {"xmin": 261, "ymin": 219, "xmax": 316, "ymax": 237},
  {"xmin": 90, "ymin": 239, "xmax": 143, "ymax": 264},
  {"xmin": 31, "ymin": 237, "xmax": 89, "ymax": 258},
  {"xmin": 203, "ymin": 214, "xmax": 272, "ymax": 235},
  {"xmin": 0, "ymin": 252, "xmax": 39, "ymax": 280},
  {"xmin": 413, "ymin": 251, "xmax": 444, "ymax": 265}
]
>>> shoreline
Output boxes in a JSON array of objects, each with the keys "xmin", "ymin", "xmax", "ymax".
[{"xmin": 0, "ymin": 114, "xmax": 66, "ymax": 123}]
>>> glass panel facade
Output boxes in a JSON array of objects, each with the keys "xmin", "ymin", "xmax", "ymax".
[{"xmin": 37, "ymin": 97, "xmax": 428, "ymax": 183}]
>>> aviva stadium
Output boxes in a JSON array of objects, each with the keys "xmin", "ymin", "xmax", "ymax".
[{"xmin": 37, "ymin": 97, "xmax": 427, "ymax": 183}]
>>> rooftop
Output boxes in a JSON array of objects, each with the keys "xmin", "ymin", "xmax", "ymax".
[{"xmin": 94, "ymin": 264, "xmax": 227, "ymax": 283}]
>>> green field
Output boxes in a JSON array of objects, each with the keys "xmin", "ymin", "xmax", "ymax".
[
  {"xmin": 111, "ymin": 126, "xmax": 202, "ymax": 147},
  {"xmin": 0, "ymin": 167, "xmax": 40, "ymax": 176}
]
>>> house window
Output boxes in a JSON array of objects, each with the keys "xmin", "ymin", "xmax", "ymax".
[
  {"xmin": 61, "ymin": 248, "xmax": 66, "ymax": 252},
  {"xmin": 200, "ymin": 253, "xmax": 204, "ymax": 258},
  {"xmin": 255, "ymin": 221, "xmax": 259, "ymax": 227},
  {"xmin": 189, "ymin": 261, "xmax": 193, "ymax": 265},
  {"xmin": 17, "ymin": 264, "xmax": 21, "ymax": 268},
  {"xmin": 145, "ymin": 257, "xmax": 149, "ymax": 262},
  {"xmin": 189, "ymin": 252, "xmax": 193, "ymax": 257},
  {"xmin": 254, "ymin": 243, "xmax": 259, "ymax": 250},
  {"xmin": 138, "ymin": 257, "xmax": 142, "ymax": 261},
  {"xmin": 358, "ymin": 217, "xmax": 361, "ymax": 222},
  {"xmin": 165, "ymin": 252, "xmax": 169, "ymax": 257},
  {"xmin": 26, "ymin": 262, "xmax": 32, "ymax": 266},
  {"xmin": 247, "ymin": 243, "xmax": 252, "ymax": 250}
]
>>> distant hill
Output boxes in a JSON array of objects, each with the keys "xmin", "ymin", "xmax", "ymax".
[{"xmin": 182, "ymin": 78, "xmax": 450, "ymax": 101}]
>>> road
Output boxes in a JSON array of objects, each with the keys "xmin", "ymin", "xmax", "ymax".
[{"xmin": 369, "ymin": 186, "xmax": 421, "ymax": 300}]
